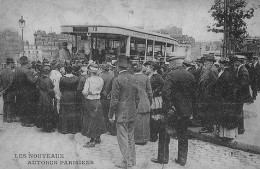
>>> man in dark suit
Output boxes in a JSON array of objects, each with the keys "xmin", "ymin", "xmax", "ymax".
[
  {"xmin": 0, "ymin": 58, "xmax": 16, "ymax": 122},
  {"xmin": 252, "ymin": 56, "xmax": 260, "ymax": 97},
  {"xmin": 197, "ymin": 54, "xmax": 218, "ymax": 133},
  {"xmin": 108, "ymin": 56, "xmax": 139, "ymax": 169},
  {"xmin": 254, "ymin": 57, "xmax": 260, "ymax": 91},
  {"xmin": 151, "ymin": 56, "xmax": 196, "ymax": 166},
  {"xmin": 13, "ymin": 56, "xmax": 38, "ymax": 127},
  {"xmin": 100, "ymin": 64, "xmax": 115, "ymax": 135},
  {"xmin": 234, "ymin": 55, "xmax": 251, "ymax": 134}
]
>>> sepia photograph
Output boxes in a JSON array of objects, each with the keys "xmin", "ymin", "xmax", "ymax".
[{"xmin": 0, "ymin": 0, "xmax": 260, "ymax": 168}]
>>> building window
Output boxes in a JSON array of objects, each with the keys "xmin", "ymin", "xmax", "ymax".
[
  {"xmin": 172, "ymin": 45, "xmax": 175, "ymax": 52},
  {"xmin": 37, "ymin": 51, "xmax": 38, "ymax": 54}
]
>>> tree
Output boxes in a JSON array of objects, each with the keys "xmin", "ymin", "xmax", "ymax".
[{"xmin": 208, "ymin": 0, "xmax": 255, "ymax": 54}]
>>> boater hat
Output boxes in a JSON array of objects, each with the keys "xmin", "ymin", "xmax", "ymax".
[
  {"xmin": 234, "ymin": 55, "xmax": 245, "ymax": 62},
  {"xmin": 88, "ymin": 63, "xmax": 99, "ymax": 72}
]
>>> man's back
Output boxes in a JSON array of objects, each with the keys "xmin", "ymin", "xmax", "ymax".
[
  {"xmin": 109, "ymin": 71, "xmax": 139, "ymax": 122},
  {"xmin": 13, "ymin": 67, "xmax": 37, "ymax": 94},
  {"xmin": 163, "ymin": 66, "xmax": 196, "ymax": 117}
]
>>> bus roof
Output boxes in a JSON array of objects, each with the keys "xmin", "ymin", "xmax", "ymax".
[{"xmin": 61, "ymin": 25, "xmax": 178, "ymax": 45}]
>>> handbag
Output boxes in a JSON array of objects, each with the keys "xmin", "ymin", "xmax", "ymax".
[{"xmin": 151, "ymin": 96, "xmax": 163, "ymax": 110}]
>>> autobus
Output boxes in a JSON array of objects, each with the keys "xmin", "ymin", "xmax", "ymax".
[{"xmin": 60, "ymin": 25, "xmax": 179, "ymax": 63}]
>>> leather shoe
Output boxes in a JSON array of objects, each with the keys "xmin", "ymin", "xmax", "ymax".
[
  {"xmin": 175, "ymin": 159, "xmax": 185, "ymax": 166},
  {"xmin": 238, "ymin": 129, "xmax": 245, "ymax": 134},
  {"xmin": 151, "ymin": 158, "xmax": 168, "ymax": 164}
]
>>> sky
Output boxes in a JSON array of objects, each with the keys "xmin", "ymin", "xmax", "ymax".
[{"xmin": 0, "ymin": 0, "xmax": 259, "ymax": 43}]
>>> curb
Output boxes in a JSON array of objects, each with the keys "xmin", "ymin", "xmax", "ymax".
[{"xmin": 187, "ymin": 128, "xmax": 260, "ymax": 155}]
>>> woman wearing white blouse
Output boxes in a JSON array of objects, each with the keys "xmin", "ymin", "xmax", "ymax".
[{"xmin": 81, "ymin": 63, "xmax": 107, "ymax": 148}]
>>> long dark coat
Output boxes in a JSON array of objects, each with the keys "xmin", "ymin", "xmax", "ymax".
[
  {"xmin": 0, "ymin": 67, "xmax": 15, "ymax": 122},
  {"xmin": 108, "ymin": 71, "xmax": 139, "ymax": 123},
  {"xmin": 196, "ymin": 66, "xmax": 218, "ymax": 117},
  {"xmin": 162, "ymin": 66, "xmax": 196, "ymax": 117},
  {"xmin": 35, "ymin": 75, "xmax": 58, "ymax": 132},
  {"xmin": 12, "ymin": 66, "xmax": 38, "ymax": 124},
  {"xmin": 58, "ymin": 75, "xmax": 81, "ymax": 134},
  {"xmin": 254, "ymin": 62, "xmax": 260, "ymax": 90},
  {"xmin": 212, "ymin": 68, "xmax": 239, "ymax": 129}
]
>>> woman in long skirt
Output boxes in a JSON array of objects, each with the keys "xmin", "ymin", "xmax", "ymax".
[
  {"xmin": 58, "ymin": 65, "xmax": 81, "ymax": 134},
  {"xmin": 212, "ymin": 57, "xmax": 239, "ymax": 139},
  {"xmin": 35, "ymin": 64, "xmax": 58, "ymax": 132},
  {"xmin": 133, "ymin": 63, "xmax": 153, "ymax": 145},
  {"xmin": 143, "ymin": 61, "xmax": 165, "ymax": 142},
  {"xmin": 82, "ymin": 63, "xmax": 106, "ymax": 148}
]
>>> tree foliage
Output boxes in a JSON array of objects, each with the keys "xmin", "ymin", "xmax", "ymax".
[{"xmin": 208, "ymin": 0, "xmax": 255, "ymax": 52}]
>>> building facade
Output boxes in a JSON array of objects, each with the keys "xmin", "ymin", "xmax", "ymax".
[
  {"xmin": 243, "ymin": 36, "xmax": 260, "ymax": 56},
  {"xmin": 0, "ymin": 29, "xmax": 22, "ymax": 65},
  {"xmin": 23, "ymin": 45, "xmax": 43, "ymax": 62},
  {"xmin": 33, "ymin": 30, "xmax": 73, "ymax": 61}
]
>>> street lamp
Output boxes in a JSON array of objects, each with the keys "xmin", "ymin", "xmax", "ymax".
[{"xmin": 19, "ymin": 16, "xmax": 25, "ymax": 56}]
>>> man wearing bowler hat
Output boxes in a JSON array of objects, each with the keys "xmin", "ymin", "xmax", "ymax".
[
  {"xmin": 251, "ymin": 56, "xmax": 260, "ymax": 99},
  {"xmin": 108, "ymin": 56, "xmax": 139, "ymax": 168},
  {"xmin": 12, "ymin": 56, "xmax": 38, "ymax": 127},
  {"xmin": 196, "ymin": 54, "xmax": 218, "ymax": 133},
  {"xmin": 233, "ymin": 55, "xmax": 251, "ymax": 134},
  {"xmin": 59, "ymin": 42, "xmax": 71, "ymax": 63},
  {"xmin": 0, "ymin": 58, "xmax": 16, "ymax": 122}
]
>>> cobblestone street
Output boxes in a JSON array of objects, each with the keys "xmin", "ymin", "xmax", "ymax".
[{"xmin": 0, "ymin": 116, "xmax": 260, "ymax": 169}]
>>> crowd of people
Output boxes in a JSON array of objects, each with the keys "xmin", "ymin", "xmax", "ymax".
[{"xmin": 0, "ymin": 49, "xmax": 259, "ymax": 168}]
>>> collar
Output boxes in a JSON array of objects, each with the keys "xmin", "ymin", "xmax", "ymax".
[
  {"xmin": 238, "ymin": 64, "xmax": 244, "ymax": 71},
  {"xmin": 119, "ymin": 70, "xmax": 127, "ymax": 74},
  {"xmin": 172, "ymin": 65, "xmax": 184, "ymax": 70},
  {"xmin": 64, "ymin": 74, "xmax": 74, "ymax": 78}
]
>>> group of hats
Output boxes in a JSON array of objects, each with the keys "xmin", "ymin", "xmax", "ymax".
[{"xmin": 6, "ymin": 58, "xmax": 15, "ymax": 64}]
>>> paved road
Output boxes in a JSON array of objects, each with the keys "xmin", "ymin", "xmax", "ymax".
[{"xmin": 0, "ymin": 118, "xmax": 260, "ymax": 169}]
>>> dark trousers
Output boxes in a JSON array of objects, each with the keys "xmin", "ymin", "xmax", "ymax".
[
  {"xmin": 150, "ymin": 116, "xmax": 160, "ymax": 141},
  {"xmin": 200, "ymin": 104, "xmax": 215, "ymax": 130},
  {"xmin": 3, "ymin": 101, "xmax": 16, "ymax": 122},
  {"xmin": 237, "ymin": 103, "xmax": 245, "ymax": 133},
  {"xmin": 157, "ymin": 117, "xmax": 189, "ymax": 164},
  {"xmin": 3, "ymin": 92, "xmax": 16, "ymax": 122},
  {"xmin": 251, "ymin": 83, "xmax": 258, "ymax": 99},
  {"xmin": 101, "ymin": 99, "xmax": 116, "ymax": 135}
]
